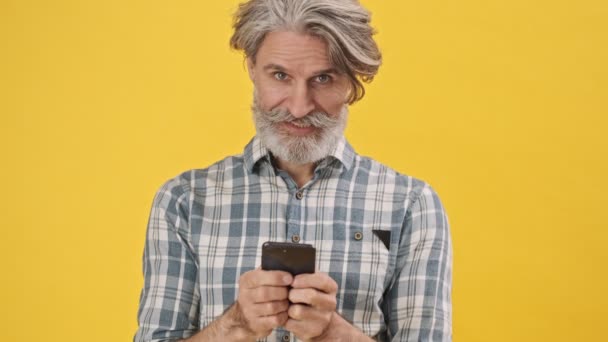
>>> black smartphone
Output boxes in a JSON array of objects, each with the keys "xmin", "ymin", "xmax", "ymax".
[{"xmin": 261, "ymin": 241, "xmax": 316, "ymax": 275}]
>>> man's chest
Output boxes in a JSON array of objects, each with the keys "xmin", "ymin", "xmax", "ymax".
[{"xmin": 189, "ymin": 178, "xmax": 406, "ymax": 337}]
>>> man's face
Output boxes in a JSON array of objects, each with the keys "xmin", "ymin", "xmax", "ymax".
[{"xmin": 247, "ymin": 30, "xmax": 350, "ymax": 165}]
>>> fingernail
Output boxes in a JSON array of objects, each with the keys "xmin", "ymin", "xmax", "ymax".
[{"xmin": 283, "ymin": 275, "xmax": 292, "ymax": 284}]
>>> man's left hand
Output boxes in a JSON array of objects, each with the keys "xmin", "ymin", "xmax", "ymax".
[{"xmin": 284, "ymin": 272, "xmax": 338, "ymax": 341}]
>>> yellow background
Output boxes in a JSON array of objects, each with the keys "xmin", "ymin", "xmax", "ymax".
[{"xmin": 1, "ymin": 0, "xmax": 607, "ymax": 340}]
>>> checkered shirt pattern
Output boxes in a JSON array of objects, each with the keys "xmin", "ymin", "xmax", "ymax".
[{"xmin": 134, "ymin": 136, "xmax": 452, "ymax": 342}]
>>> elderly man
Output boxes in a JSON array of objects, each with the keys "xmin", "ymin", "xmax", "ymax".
[{"xmin": 135, "ymin": 0, "xmax": 452, "ymax": 341}]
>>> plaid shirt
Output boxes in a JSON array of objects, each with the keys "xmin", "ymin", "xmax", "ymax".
[{"xmin": 135, "ymin": 136, "xmax": 452, "ymax": 342}]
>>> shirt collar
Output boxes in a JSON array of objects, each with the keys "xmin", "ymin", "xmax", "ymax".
[{"xmin": 243, "ymin": 135, "xmax": 355, "ymax": 173}]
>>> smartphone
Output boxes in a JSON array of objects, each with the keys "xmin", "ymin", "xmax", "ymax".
[{"xmin": 261, "ymin": 241, "xmax": 316, "ymax": 275}]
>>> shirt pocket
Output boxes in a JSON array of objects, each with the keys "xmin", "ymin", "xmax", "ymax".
[{"xmin": 319, "ymin": 225, "xmax": 390, "ymax": 336}]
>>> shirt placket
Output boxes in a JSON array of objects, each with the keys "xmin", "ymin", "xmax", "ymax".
[{"xmin": 276, "ymin": 170, "xmax": 306, "ymax": 245}]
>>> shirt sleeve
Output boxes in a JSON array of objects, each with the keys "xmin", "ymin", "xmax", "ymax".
[
  {"xmin": 134, "ymin": 177, "xmax": 201, "ymax": 342},
  {"xmin": 385, "ymin": 183, "xmax": 453, "ymax": 341}
]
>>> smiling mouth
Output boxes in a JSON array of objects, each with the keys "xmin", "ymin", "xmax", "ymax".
[{"xmin": 280, "ymin": 122, "xmax": 318, "ymax": 136}]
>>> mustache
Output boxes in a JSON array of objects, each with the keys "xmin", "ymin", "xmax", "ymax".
[{"xmin": 262, "ymin": 107, "xmax": 341, "ymax": 128}]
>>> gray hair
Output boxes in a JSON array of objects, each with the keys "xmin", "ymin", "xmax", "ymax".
[{"xmin": 230, "ymin": 0, "xmax": 382, "ymax": 104}]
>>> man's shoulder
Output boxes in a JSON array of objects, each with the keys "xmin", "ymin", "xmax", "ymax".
[
  {"xmin": 350, "ymin": 154, "xmax": 443, "ymax": 209},
  {"xmin": 156, "ymin": 153, "xmax": 247, "ymax": 195}
]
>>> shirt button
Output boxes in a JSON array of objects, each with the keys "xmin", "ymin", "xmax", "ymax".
[
  {"xmin": 295, "ymin": 191, "xmax": 304, "ymax": 200},
  {"xmin": 292, "ymin": 234, "xmax": 300, "ymax": 243},
  {"xmin": 282, "ymin": 334, "xmax": 290, "ymax": 341},
  {"xmin": 354, "ymin": 231, "xmax": 363, "ymax": 240}
]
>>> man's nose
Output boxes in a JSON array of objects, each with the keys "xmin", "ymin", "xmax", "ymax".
[{"xmin": 287, "ymin": 82, "xmax": 315, "ymax": 118}]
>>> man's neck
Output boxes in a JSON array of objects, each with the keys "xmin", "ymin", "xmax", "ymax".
[{"xmin": 274, "ymin": 158, "xmax": 316, "ymax": 189}]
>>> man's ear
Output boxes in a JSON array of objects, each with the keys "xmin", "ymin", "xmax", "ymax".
[{"xmin": 246, "ymin": 57, "xmax": 256, "ymax": 82}]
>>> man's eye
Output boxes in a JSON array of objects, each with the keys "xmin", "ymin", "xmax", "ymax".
[
  {"xmin": 274, "ymin": 72, "xmax": 287, "ymax": 81},
  {"xmin": 315, "ymin": 74, "xmax": 332, "ymax": 84}
]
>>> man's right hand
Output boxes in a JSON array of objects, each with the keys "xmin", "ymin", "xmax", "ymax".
[
  {"xmin": 180, "ymin": 269, "xmax": 292, "ymax": 342},
  {"xmin": 229, "ymin": 268, "xmax": 293, "ymax": 339}
]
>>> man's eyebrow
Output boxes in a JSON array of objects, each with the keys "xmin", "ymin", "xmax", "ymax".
[
  {"xmin": 262, "ymin": 63, "xmax": 286, "ymax": 71},
  {"xmin": 262, "ymin": 64, "xmax": 339, "ymax": 75},
  {"xmin": 313, "ymin": 68, "xmax": 339, "ymax": 75}
]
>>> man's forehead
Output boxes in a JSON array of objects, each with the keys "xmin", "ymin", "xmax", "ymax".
[{"xmin": 255, "ymin": 31, "xmax": 335, "ymax": 71}]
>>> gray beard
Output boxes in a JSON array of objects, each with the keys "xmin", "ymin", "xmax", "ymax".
[{"xmin": 251, "ymin": 98, "xmax": 348, "ymax": 165}]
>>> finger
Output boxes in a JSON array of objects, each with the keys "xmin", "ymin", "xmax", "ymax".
[
  {"xmin": 284, "ymin": 317, "xmax": 325, "ymax": 340},
  {"xmin": 287, "ymin": 303, "xmax": 329, "ymax": 321},
  {"xmin": 251, "ymin": 299, "xmax": 290, "ymax": 317},
  {"xmin": 256, "ymin": 311, "xmax": 289, "ymax": 331},
  {"xmin": 291, "ymin": 273, "xmax": 338, "ymax": 294},
  {"xmin": 288, "ymin": 288, "xmax": 315, "ymax": 305},
  {"xmin": 251, "ymin": 285, "xmax": 289, "ymax": 303},
  {"xmin": 289, "ymin": 288, "xmax": 337, "ymax": 310},
  {"xmin": 240, "ymin": 269, "xmax": 293, "ymax": 289}
]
